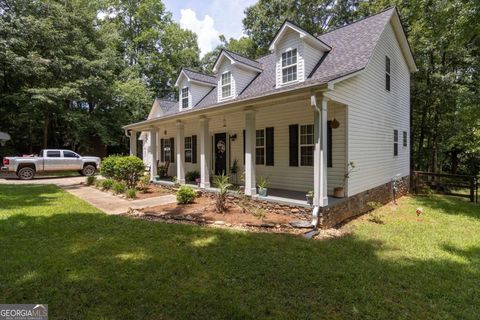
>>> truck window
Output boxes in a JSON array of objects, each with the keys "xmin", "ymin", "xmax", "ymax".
[
  {"xmin": 46, "ymin": 151, "xmax": 61, "ymax": 158},
  {"xmin": 63, "ymin": 151, "xmax": 79, "ymax": 158}
]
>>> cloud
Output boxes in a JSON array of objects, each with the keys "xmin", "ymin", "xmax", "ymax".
[{"xmin": 179, "ymin": 9, "xmax": 221, "ymax": 57}]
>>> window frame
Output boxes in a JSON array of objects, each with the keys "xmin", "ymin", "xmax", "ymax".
[
  {"xmin": 63, "ymin": 150, "xmax": 79, "ymax": 158},
  {"xmin": 281, "ymin": 48, "xmax": 298, "ymax": 84},
  {"xmin": 299, "ymin": 124, "xmax": 314, "ymax": 166},
  {"xmin": 394, "ymin": 129, "xmax": 399, "ymax": 156},
  {"xmin": 163, "ymin": 138, "xmax": 172, "ymax": 162},
  {"xmin": 181, "ymin": 87, "xmax": 189, "ymax": 109},
  {"xmin": 385, "ymin": 56, "xmax": 391, "ymax": 92},
  {"xmin": 255, "ymin": 129, "xmax": 265, "ymax": 165},
  {"xmin": 221, "ymin": 71, "xmax": 232, "ymax": 99},
  {"xmin": 184, "ymin": 136, "xmax": 192, "ymax": 163}
]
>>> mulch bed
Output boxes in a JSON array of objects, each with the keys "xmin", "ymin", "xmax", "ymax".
[
  {"xmin": 134, "ymin": 184, "xmax": 174, "ymax": 199},
  {"xmin": 126, "ymin": 196, "xmax": 351, "ymax": 239}
]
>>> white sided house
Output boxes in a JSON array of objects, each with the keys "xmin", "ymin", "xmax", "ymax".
[{"xmin": 126, "ymin": 8, "xmax": 417, "ymax": 227}]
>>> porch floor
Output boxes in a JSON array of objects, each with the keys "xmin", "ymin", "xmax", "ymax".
[{"xmin": 153, "ymin": 179, "xmax": 346, "ymax": 208}]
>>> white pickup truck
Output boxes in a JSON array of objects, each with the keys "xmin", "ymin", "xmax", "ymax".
[{"xmin": 1, "ymin": 149, "xmax": 101, "ymax": 180}]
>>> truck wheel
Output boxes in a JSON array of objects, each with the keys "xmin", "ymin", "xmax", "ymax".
[
  {"xmin": 82, "ymin": 164, "xmax": 96, "ymax": 176},
  {"xmin": 17, "ymin": 167, "xmax": 35, "ymax": 180}
]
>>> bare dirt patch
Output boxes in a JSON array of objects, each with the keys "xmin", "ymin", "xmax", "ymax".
[{"xmin": 135, "ymin": 184, "xmax": 174, "ymax": 199}]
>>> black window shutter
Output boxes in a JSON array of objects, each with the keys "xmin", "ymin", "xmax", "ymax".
[
  {"xmin": 160, "ymin": 138, "xmax": 165, "ymax": 162},
  {"xmin": 243, "ymin": 130, "xmax": 246, "ymax": 165},
  {"xmin": 192, "ymin": 135, "xmax": 197, "ymax": 163},
  {"xmin": 266, "ymin": 127, "xmax": 274, "ymax": 166},
  {"xmin": 327, "ymin": 121, "xmax": 332, "ymax": 168},
  {"xmin": 170, "ymin": 137, "xmax": 175, "ymax": 163},
  {"xmin": 289, "ymin": 124, "xmax": 299, "ymax": 166}
]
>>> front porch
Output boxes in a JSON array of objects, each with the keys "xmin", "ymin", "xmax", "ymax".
[{"xmin": 126, "ymin": 91, "xmax": 348, "ymax": 210}]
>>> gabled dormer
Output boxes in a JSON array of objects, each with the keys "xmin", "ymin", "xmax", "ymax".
[
  {"xmin": 212, "ymin": 49, "xmax": 262, "ymax": 102},
  {"xmin": 174, "ymin": 68, "xmax": 216, "ymax": 111},
  {"xmin": 269, "ymin": 21, "xmax": 331, "ymax": 88}
]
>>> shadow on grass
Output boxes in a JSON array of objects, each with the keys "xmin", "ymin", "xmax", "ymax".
[
  {"xmin": 1, "ymin": 210, "xmax": 479, "ymax": 319},
  {"xmin": 413, "ymin": 194, "xmax": 479, "ymax": 220}
]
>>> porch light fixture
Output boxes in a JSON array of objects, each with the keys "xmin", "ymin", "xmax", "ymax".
[
  {"xmin": 230, "ymin": 134, "xmax": 237, "ymax": 141},
  {"xmin": 222, "ymin": 116, "xmax": 227, "ymax": 128},
  {"xmin": 164, "ymin": 130, "xmax": 167, "ymax": 135}
]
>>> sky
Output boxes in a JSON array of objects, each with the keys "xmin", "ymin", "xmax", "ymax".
[{"xmin": 163, "ymin": 0, "xmax": 258, "ymax": 57}]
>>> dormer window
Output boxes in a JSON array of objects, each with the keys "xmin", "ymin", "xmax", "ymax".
[
  {"xmin": 181, "ymin": 87, "xmax": 189, "ymax": 109},
  {"xmin": 221, "ymin": 71, "xmax": 232, "ymax": 99},
  {"xmin": 282, "ymin": 48, "xmax": 298, "ymax": 83}
]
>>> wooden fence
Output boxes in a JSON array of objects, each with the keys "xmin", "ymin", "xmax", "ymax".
[{"xmin": 412, "ymin": 171, "xmax": 478, "ymax": 203}]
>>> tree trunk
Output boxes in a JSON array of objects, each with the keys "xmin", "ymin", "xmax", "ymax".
[{"xmin": 43, "ymin": 116, "xmax": 49, "ymax": 149}]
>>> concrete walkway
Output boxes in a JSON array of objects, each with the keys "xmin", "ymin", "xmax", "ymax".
[{"xmin": 0, "ymin": 175, "xmax": 176, "ymax": 215}]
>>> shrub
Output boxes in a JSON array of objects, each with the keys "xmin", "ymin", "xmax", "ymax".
[
  {"xmin": 94, "ymin": 179, "xmax": 103, "ymax": 188},
  {"xmin": 86, "ymin": 175, "xmax": 96, "ymax": 186},
  {"xmin": 112, "ymin": 181, "xmax": 127, "ymax": 194},
  {"xmin": 185, "ymin": 170, "xmax": 200, "ymax": 182},
  {"xmin": 113, "ymin": 156, "xmax": 145, "ymax": 189},
  {"xmin": 137, "ymin": 175, "xmax": 150, "ymax": 192},
  {"xmin": 176, "ymin": 186, "xmax": 197, "ymax": 204},
  {"xmin": 213, "ymin": 174, "xmax": 232, "ymax": 212},
  {"xmin": 101, "ymin": 179, "xmax": 114, "ymax": 190},
  {"xmin": 100, "ymin": 155, "xmax": 120, "ymax": 179},
  {"xmin": 125, "ymin": 188, "xmax": 137, "ymax": 199}
]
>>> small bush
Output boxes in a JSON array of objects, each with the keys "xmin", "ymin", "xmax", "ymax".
[
  {"xmin": 101, "ymin": 179, "xmax": 114, "ymax": 190},
  {"xmin": 94, "ymin": 179, "xmax": 103, "ymax": 188},
  {"xmin": 137, "ymin": 175, "xmax": 150, "ymax": 192},
  {"xmin": 114, "ymin": 156, "xmax": 145, "ymax": 189},
  {"xmin": 185, "ymin": 170, "xmax": 200, "ymax": 182},
  {"xmin": 100, "ymin": 155, "xmax": 120, "ymax": 179},
  {"xmin": 176, "ymin": 186, "xmax": 197, "ymax": 204},
  {"xmin": 213, "ymin": 174, "xmax": 232, "ymax": 213},
  {"xmin": 112, "ymin": 181, "xmax": 127, "ymax": 194},
  {"xmin": 86, "ymin": 175, "xmax": 96, "ymax": 186},
  {"xmin": 125, "ymin": 188, "xmax": 137, "ymax": 199}
]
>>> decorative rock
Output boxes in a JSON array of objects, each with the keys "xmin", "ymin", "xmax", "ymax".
[
  {"xmin": 260, "ymin": 223, "xmax": 276, "ymax": 228},
  {"xmin": 214, "ymin": 221, "xmax": 225, "ymax": 225},
  {"xmin": 289, "ymin": 221, "xmax": 313, "ymax": 229},
  {"xmin": 291, "ymin": 208, "xmax": 299, "ymax": 213},
  {"xmin": 303, "ymin": 230, "xmax": 319, "ymax": 239}
]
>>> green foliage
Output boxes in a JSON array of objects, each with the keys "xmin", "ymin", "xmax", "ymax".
[
  {"xmin": 185, "ymin": 171, "xmax": 200, "ymax": 182},
  {"xmin": 213, "ymin": 174, "xmax": 232, "ymax": 212},
  {"xmin": 137, "ymin": 175, "xmax": 151, "ymax": 193},
  {"xmin": 176, "ymin": 186, "xmax": 197, "ymax": 204},
  {"xmin": 100, "ymin": 179, "xmax": 114, "ymax": 190},
  {"xmin": 112, "ymin": 181, "xmax": 127, "ymax": 195},
  {"xmin": 100, "ymin": 156, "xmax": 121, "ymax": 179},
  {"xmin": 86, "ymin": 176, "xmax": 97, "ymax": 186},
  {"xmin": 113, "ymin": 156, "xmax": 145, "ymax": 189},
  {"xmin": 125, "ymin": 188, "xmax": 137, "ymax": 199},
  {"xmin": 257, "ymin": 176, "xmax": 269, "ymax": 189}
]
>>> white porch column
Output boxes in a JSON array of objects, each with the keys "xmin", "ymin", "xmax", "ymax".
[
  {"xmin": 150, "ymin": 128, "xmax": 157, "ymax": 181},
  {"xmin": 176, "ymin": 121, "xmax": 185, "ymax": 184},
  {"xmin": 313, "ymin": 94, "xmax": 329, "ymax": 207},
  {"xmin": 129, "ymin": 130, "xmax": 137, "ymax": 156},
  {"xmin": 244, "ymin": 110, "xmax": 256, "ymax": 196},
  {"xmin": 199, "ymin": 117, "xmax": 211, "ymax": 188}
]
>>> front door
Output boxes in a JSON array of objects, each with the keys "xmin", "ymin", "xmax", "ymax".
[{"xmin": 214, "ymin": 133, "xmax": 227, "ymax": 175}]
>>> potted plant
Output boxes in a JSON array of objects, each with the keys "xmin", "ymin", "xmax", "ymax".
[
  {"xmin": 257, "ymin": 176, "xmax": 269, "ymax": 197},
  {"xmin": 158, "ymin": 165, "xmax": 167, "ymax": 178},
  {"xmin": 306, "ymin": 190, "xmax": 314, "ymax": 205},
  {"xmin": 334, "ymin": 161, "xmax": 355, "ymax": 198},
  {"xmin": 185, "ymin": 170, "xmax": 200, "ymax": 185}
]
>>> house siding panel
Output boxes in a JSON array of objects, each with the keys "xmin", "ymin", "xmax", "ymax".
[{"xmin": 325, "ymin": 22, "xmax": 411, "ymax": 196}]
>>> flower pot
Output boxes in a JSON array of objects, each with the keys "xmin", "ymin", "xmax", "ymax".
[
  {"xmin": 306, "ymin": 194, "xmax": 314, "ymax": 205},
  {"xmin": 258, "ymin": 187, "xmax": 268, "ymax": 197},
  {"xmin": 333, "ymin": 187, "xmax": 345, "ymax": 198},
  {"xmin": 195, "ymin": 178, "xmax": 201, "ymax": 187}
]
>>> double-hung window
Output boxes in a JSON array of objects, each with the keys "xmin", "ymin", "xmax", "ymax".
[
  {"xmin": 255, "ymin": 129, "xmax": 265, "ymax": 165},
  {"xmin": 300, "ymin": 124, "xmax": 314, "ymax": 166},
  {"xmin": 185, "ymin": 136, "xmax": 192, "ymax": 162},
  {"xmin": 385, "ymin": 56, "xmax": 391, "ymax": 91},
  {"xmin": 181, "ymin": 87, "xmax": 189, "ymax": 109},
  {"xmin": 221, "ymin": 71, "xmax": 232, "ymax": 98},
  {"xmin": 394, "ymin": 129, "xmax": 398, "ymax": 156},
  {"xmin": 164, "ymin": 139, "xmax": 171, "ymax": 162},
  {"xmin": 282, "ymin": 48, "xmax": 297, "ymax": 83}
]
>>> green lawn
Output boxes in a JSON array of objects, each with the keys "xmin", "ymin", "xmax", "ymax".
[{"xmin": 1, "ymin": 184, "xmax": 479, "ymax": 319}]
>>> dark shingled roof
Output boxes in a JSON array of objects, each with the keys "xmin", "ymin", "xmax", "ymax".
[
  {"xmin": 182, "ymin": 68, "xmax": 216, "ymax": 85},
  {"xmin": 155, "ymin": 98, "xmax": 178, "ymax": 116},
  {"xmin": 223, "ymin": 49, "xmax": 262, "ymax": 70},
  {"xmin": 154, "ymin": 8, "xmax": 395, "ymax": 118}
]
